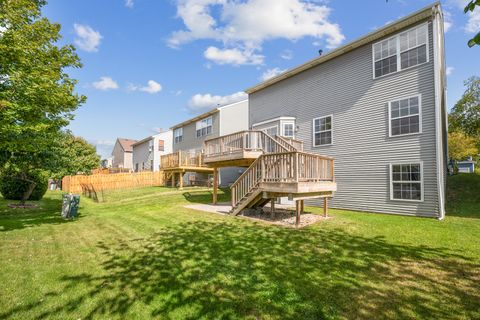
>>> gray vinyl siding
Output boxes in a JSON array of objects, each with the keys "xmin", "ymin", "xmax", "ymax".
[
  {"xmin": 132, "ymin": 139, "xmax": 154, "ymax": 171},
  {"xmin": 249, "ymin": 20, "xmax": 441, "ymax": 217},
  {"xmin": 173, "ymin": 112, "xmax": 220, "ymax": 153}
]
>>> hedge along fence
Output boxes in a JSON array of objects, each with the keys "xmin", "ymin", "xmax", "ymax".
[{"xmin": 62, "ymin": 171, "xmax": 165, "ymax": 194}]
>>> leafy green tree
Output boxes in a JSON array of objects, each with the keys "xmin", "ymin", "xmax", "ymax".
[
  {"xmin": 52, "ymin": 132, "xmax": 101, "ymax": 180},
  {"xmin": 0, "ymin": 0, "xmax": 86, "ymax": 202},
  {"xmin": 449, "ymin": 77, "xmax": 480, "ymax": 147},
  {"xmin": 448, "ymin": 132, "xmax": 479, "ymax": 160},
  {"xmin": 465, "ymin": 0, "xmax": 480, "ymax": 47}
]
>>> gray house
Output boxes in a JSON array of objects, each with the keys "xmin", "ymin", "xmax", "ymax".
[
  {"xmin": 111, "ymin": 138, "xmax": 137, "ymax": 170},
  {"xmin": 169, "ymin": 99, "xmax": 249, "ymax": 186},
  {"xmin": 245, "ymin": 3, "xmax": 448, "ymax": 218},
  {"xmin": 132, "ymin": 130, "xmax": 173, "ymax": 172}
]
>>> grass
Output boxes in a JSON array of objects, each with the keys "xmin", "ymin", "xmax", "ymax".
[{"xmin": 0, "ymin": 175, "xmax": 479, "ymax": 319}]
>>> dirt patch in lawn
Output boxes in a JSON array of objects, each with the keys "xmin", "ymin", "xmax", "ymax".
[{"xmin": 239, "ymin": 207, "xmax": 331, "ymax": 228}]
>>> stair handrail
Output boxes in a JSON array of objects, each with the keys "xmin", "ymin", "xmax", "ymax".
[
  {"xmin": 274, "ymin": 135, "xmax": 299, "ymax": 152},
  {"xmin": 230, "ymin": 151, "xmax": 335, "ymax": 209}
]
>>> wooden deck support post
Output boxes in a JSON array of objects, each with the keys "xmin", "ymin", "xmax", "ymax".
[
  {"xmin": 270, "ymin": 199, "xmax": 275, "ymax": 219},
  {"xmin": 179, "ymin": 171, "xmax": 184, "ymax": 190},
  {"xmin": 171, "ymin": 172, "xmax": 175, "ymax": 188},
  {"xmin": 213, "ymin": 167, "xmax": 218, "ymax": 204},
  {"xmin": 300, "ymin": 200, "xmax": 304, "ymax": 214},
  {"xmin": 323, "ymin": 197, "xmax": 328, "ymax": 217},
  {"xmin": 295, "ymin": 200, "xmax": 301, "ymax": 227}
]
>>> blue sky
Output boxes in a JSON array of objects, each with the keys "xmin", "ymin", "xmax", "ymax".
[{"xmin": 42, "ymin": 0, "xmax": 479, "ymax": 158}]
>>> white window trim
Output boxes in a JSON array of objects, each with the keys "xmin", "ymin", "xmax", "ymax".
[
  {"xmin": 388, "ymin": 94, "xmax": 423, "ymax": 137},
  {"xmin": 196, "ymin": 116, "xmax": 213, "ymax": 138},
  {"xmin": 312, "ymin": 115, "xmax": 333, "ymax": 147},
  {"xmin": 281, "ymin": 120, "xmax": 295, "ymax": 138},
  {"xmin": 372, "ymin": 22, "xmax": 430, "ymax": 79},
  {"xmin": 174, "ymin": 127, "xmax": 183, "ymax": 144},
  {"xmin": 389, "ymin": 161, "xmax": 424, "ymax": 202}
]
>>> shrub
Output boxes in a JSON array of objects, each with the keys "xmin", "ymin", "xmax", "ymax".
[{"xmin": 0, "ymin": 170, "xmax": 48, "ymax": 201}]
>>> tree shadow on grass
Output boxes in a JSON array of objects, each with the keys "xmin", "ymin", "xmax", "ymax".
[
  {"xmin": 0, "ymin": 196, "xmax": 80, "ymax": 232},
  {"xmin": 2, "ymin": 221, "xmax": 479, "ymax": 319}
]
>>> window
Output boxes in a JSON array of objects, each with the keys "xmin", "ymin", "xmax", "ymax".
[
  {"xmin": 174, "ymin": 128, "xmax": 183, "ymax": 144},
  {"xmin": 150, "ymin": 160, "xmax": 153, "ymax": 171},
  {"xmin": 283, "ymin": 123, "xmax": 294, "ymax": 138},
  {"xmin": 158, "ymin": 140, "xmax": 164, "ymax": 151},
  {"xmin": 389, "ymin": 95, "xmax": 421, "ymax": 136},
  {"xmin": 390, "ymin": 163, "xmax": 423, "ymax": 201},
  {"xmin": 400, "ymin": 25, "xmax": 427, "ymax": 69},
  {"xmin": 373, "ymin": 23, "xmax": 428, "ymax": 78},
  {"xmin": 196, "ymin": 116, "xmax": 213, "ymax": 138},
  {"xmin": 313, "ymin": 116, "xmax": 332, "ymax": 146}
]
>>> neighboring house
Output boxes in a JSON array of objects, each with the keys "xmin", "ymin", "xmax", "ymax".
[
  {"xmin": 101, "ymin": 157, "xmax": 113, "ymax": 168},
  {"xmin": 111, "ymin": 138, "xmax": 137, "ymax": 170},
  {"xmin": 132, "ymin": 130, "xmax": 173, "ymax": 172},
  {"xmin": 245, "ymin": 3, "xmax": 448, "ymax": 218},
  {"xmin": 170, "ymin": 99, "xmax": 249, "ymax": 186}
]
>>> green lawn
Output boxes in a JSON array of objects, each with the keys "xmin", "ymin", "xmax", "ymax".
[{"xmin": 0, "ymin": 178, "xmax": 479, "ymax": 319}]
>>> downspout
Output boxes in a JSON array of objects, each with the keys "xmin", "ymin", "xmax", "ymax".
[{"xmin": 432, "ymin": 4, "xmax": 446, "ymax": 220}]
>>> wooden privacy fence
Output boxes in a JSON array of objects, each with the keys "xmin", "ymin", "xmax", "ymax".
[{"xmin": 62, "ymin": 171, "xmax": 165, "ymax": 193}]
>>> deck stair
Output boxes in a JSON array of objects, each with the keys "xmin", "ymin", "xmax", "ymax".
[{"xmin": 203, "ymin": 130, "xmax": 336, "ymax": 218}]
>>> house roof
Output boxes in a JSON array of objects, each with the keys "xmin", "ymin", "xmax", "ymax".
[
  {"xmin": 132, "ymin": 136, "xmax": 153, "ymax": 147},
  {"xmin": 245, "ymin": 2, "xmax": 441, "ymax": 94},
  {"xmin": 170, "ymin": 99, "xmax": 248, "ymax": 130},
  {"xmin": 117, "ymin": 138, "xmax": 137, "ymax": 152}
]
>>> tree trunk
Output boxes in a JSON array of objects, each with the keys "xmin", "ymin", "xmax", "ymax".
[{"xmin": 18, "ymin": 173, "xmax": 36, "ymax": 205}]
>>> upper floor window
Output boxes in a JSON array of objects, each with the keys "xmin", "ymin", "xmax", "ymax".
[
  {"xmin": 390, "ymin": 163, "xmax": 423, "ymax": 201},
  {"xmin": 389, "ymin": 95, "xmax": 421, "ymax": 136},
  {"xmin": 373, "ymin": 23, "xmax": 428, "ymax": 78},
  {"xmin": 174, "ymin": 128, "xmax": 183, "ymax": 144},
  {"xmin": 283, "ymin": 123, "xmax": 294, "ymax": 138},
  {"xmin": 158, "ymin": 139, "xmax": 165, "ymax": 151},
  {"xmin": 313, "ymin": 115, "xmax": 332, "ymax": 146},
  {"xmin": 196, "ymin": 116, "xmax": 213, "ymax": 138}
]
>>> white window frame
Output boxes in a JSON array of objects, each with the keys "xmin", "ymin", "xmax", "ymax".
[
  {"xmin": 174, "ymin": 127, "xmax": 183, "ymax": 144},
  {"xmin": 281, "ymin": 121, "xmax": 295, "ymax": 138},
  {"xmin": 312, "ymin": 115, "xmax": 333, "ymax": 147},
  {"xmin": 388, "ymin": 94, "xmax": 423, "ymax": 137},
  {"xmin": 372, "ymin": 22, "xmax": 430, "ymax": 79},
  {"xmin": 389, "ymin": 161, "xmax": 424, "ymax": 202},
  {"xmin": 196, "ymin": 116, "xmax": 213, "ymax": 138}
]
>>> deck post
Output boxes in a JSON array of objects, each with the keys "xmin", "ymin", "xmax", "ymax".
[
  {"xmin": 300, "ymin": 200, "xmax": 304, "ymax": 214},
  {"xmin": 323, "ymin": 197, "xmax": 328, "ymax": 217},
  {"xmin": 295, "ymin": 200, "xmax": 301, "ymax": 227},
  {"xmin": 179, "ymin": 172, "xmax": 184, "ymax": 190},
  {"xmin": 213, "ymin": 167, "xmax": 218, "ymax": 204},
  {"xmin": 270, "ymin": 199, "xmax": 275, "ymax": 219},
  {"xmin": 171, "ymin": 172, "xmax": 175, "ymax": 188}
]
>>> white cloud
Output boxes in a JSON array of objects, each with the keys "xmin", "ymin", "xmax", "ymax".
[
  {"xmin": 260, "ymin": 67, "xmax": 287, "ymax": 81},
  {"xmin": 128, "ymin": 80, "xmax": 162, "ymax": 94},
  {"xmin": 443, "ymin": 10, "xmax": 453, "ymax": 32},
  {"xmin": 73, "ymin": 24, "xmax": 102, "ymax": 52},
  {"xmin": 125, "ymin": 0, "xmax": 134, "ymax": 8},
  {"xmin": 280, "ymin": 49, "xmax": 293, "ymax": 60},
  {"xmin": 92, "ymin": 77, "xmax": 118, "ymax": 91},
  {"xmin": 446, "ymin": 66, "xmax": 454, "ymax": 76},
  {"xmin": 204, "ymin": 46, "xmax": 264, "ymax": 65},
  {"xmin": 465, "ymin": 9, "xmax": 480, "ymax": 33},
  {"xmin": 188, "ymin": 91, "xmax": 247, "ymax": 111},
  {"xmin": 168, "ymin": 0, "xmax": 344, "ymax": 65}
]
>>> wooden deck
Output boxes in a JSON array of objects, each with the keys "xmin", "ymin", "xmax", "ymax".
[
  {"xmin": 160, "ymin": 151, "xmax": 213, "ymax": 172},
  {"xmin": 203, "ymin": 131, "xmax": 304, "ymax": 167}
]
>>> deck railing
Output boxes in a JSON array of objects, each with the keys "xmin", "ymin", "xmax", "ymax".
[
  {"xmin": 204, "ymin": 130, "xmax": 292, "ymax": 158},
  {"xmin": 276, "ymin": 136, "xmax": 304, "ymax": 151},
  {"xmin": 230, "ymin": 151, "xmax": 334, "ymax": 208},
  {"xmin": 160, "ymin": 150, "xmax": 206, "ymax": 169}
]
